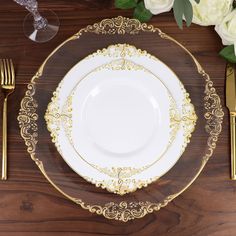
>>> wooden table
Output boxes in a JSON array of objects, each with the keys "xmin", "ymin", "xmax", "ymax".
[{"xmin": 0, "ymin": 1, "xmax": 234, "ymax": 235}]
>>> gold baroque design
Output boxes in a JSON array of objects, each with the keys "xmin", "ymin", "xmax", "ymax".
[
  {"xmin": 18, "ymin": 16, "xmax": 223, "ymax": 222},
  {"xmin": 84, "ymin": 175, "xmax": 155, "ymax": 196},
  {"xmin": 179, "ymin": 88, "xmax": 198, "ymax": 151},
  {"xmin": 95, "ymin": 58, "xmax": 145, "ymax": 71},
  {"xmin": 18, "ymin": 82, "xmax": 38, "ymax": 157},
  {"xmin": 61, "ymin": 92, "xmax": 73, "ymax": 143},
  {"xmin": 86, "ymin": 44, "xmax": 150, "ymax": 60},
  {"xmin": 77, "ymin": 16, "xmax": 157, "ymax": 36}
]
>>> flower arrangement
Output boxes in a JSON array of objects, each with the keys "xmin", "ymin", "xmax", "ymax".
[{"xmin": 115, "ymin": 0, "xmax": 236, "ymax": 63}]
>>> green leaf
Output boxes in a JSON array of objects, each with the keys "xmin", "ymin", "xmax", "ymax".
[
  {"xmin": 234, "ymin": 0, "xmax": 236, "ymax": 9},
  {"xmin": 173, "ymin": 0, "xmax": 184, "ymax": 29},
  {"xmin": 173, "ymin": 0, "xmax": 193, "ymax": 29},
  {"xmin": 194, "ymin": 0, "xmax": 200, "ymax": 3},
  {"xmin": 133, "ymin": 1, "xmax": 153, "ymax": 22},
  {"xmin": 184, "ymin": 0, "xmax": 193, "ymax": 27},
  {"xmin": 115, "ymin": 0, "xmax": 138, "ymax": 9},
  {"xmin": 219, "ymin": 45, "xmax": 236, "ymax": 63}
]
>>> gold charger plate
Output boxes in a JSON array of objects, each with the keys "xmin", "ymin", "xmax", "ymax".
[{"xmin": 18, "ymin": 16, "xmax": 224, "ymax": 222}]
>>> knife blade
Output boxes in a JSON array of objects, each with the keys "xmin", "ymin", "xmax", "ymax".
[{"xmin": 226, "ymin": 63, "xmax": 236, "ymax": 180}]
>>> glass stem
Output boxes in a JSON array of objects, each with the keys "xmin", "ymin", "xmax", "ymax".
[
  {"xmin": 27, "ymin": 7, "xmax": 48, "ymax": 30},
  {"xmin": 31, "ymin": 8, "xmax": 42, "ymax": 21}
]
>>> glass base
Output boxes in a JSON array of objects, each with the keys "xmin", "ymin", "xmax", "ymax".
[{"xmin": 23, "ymin": 10, "xmax": 59, "ymax": 43}]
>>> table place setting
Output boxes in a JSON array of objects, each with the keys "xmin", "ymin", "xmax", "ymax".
[
  {"xmin": 15, "ymin": 13, "xmax": 224, "ymax": 221},
  {"xmin": 1, "ymin": 0, "xmax": 236, "ymax": 226}
]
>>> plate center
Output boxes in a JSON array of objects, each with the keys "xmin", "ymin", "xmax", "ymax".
[{"xmin": 83, "ymin": 83, "xmax": 159, "ymax": 155}]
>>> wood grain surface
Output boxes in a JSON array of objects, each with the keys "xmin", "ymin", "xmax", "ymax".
[{"xmin": 0, "ymin": 1, "xmax": 234, "ymax": 235}]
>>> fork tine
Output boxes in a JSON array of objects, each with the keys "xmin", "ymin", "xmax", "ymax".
[
  {"xmin": 2, "ymin": 59, "xmax": 6, "ymax": 85},
  {"xmin": 3, "ymin": 59, "xmax": 8, "ymax": 85},
  {"xmin": 0, "ymin": 60, "xmax": 4, "ymax": 85},
  {"xmin": 5, "ymin": 59, "xmax": 11, "ymax": 85},
  {"xmin": 9, "ymin": 59, "xmax": 15, "ymax": 86}
]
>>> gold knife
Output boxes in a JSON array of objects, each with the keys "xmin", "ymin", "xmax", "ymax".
[{"xmin": 226, "ymin": 63, "xmax": 236, "ymax": 180}]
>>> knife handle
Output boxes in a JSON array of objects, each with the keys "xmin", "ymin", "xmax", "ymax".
[{"xmin": 230, "ymin": 114, "xmax": 236, "ymax": 180}]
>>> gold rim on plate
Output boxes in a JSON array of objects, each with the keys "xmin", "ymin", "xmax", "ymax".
[{"xmin": 18, "ymin": 16, "xmax": 224, "ymax": 222}]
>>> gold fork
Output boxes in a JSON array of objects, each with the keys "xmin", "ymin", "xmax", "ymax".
[{"xmin": 0, "ymin": 59, "xmax": 15, "ymax": 180}]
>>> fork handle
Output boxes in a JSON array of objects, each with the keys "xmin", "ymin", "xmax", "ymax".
[
  {"xmin": 2, "ymin": 97, "xmax": 8, "ymax": 180},
  {"xmin": 230, "ymin": 114, "xmax": 236, "ymax": 180}
]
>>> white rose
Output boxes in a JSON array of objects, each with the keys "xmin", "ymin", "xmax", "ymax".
[
  {"xmin": 190, "ymin": 0, "xmax": 233, "ymax": 26},
  {"xmin": 215, "ymin": 10, "xmax": 236, "ymax": 55},
  {"xmin": 144, "ymin": 0, "xmax": 174, "ymax": 15}
]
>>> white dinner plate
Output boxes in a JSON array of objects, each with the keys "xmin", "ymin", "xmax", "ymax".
[{"xmin": 45, "ymin": 44, "xmax": 197, "ymax": 195}]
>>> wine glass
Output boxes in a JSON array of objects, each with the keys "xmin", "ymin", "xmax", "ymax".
[{"xmin": 13, "ymin": 0, "xmax": 59, "ymax": 43}]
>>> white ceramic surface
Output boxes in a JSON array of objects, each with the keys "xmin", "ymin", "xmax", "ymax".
[{"xmin": 67, "ymin": 59, "xmax": 171, "ymax": 168}]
